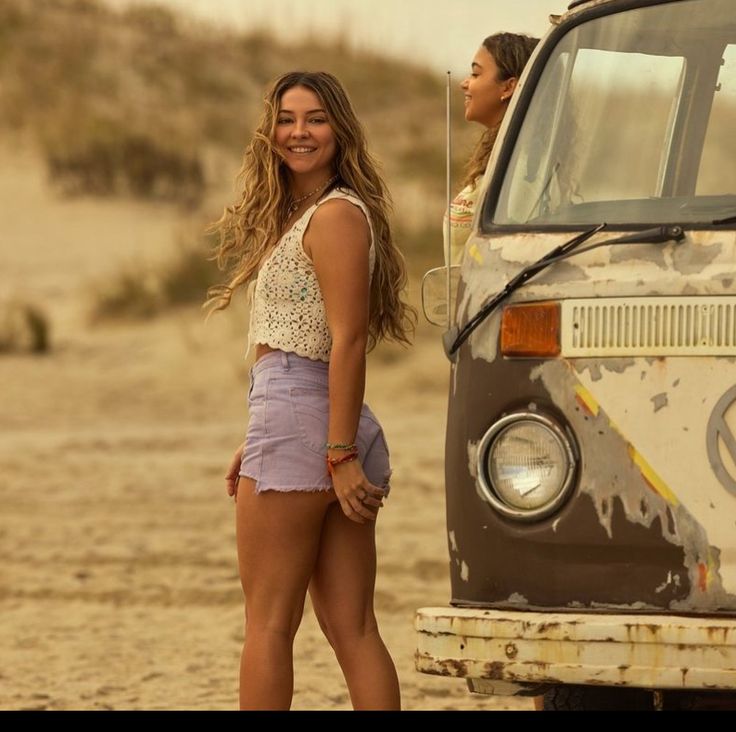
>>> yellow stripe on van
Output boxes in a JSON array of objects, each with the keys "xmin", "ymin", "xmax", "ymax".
[
  {"xmin": 574, "ymin": 384, "xmax": 600, "ymax": 416},
  {"xmin": 627, "ymin": 445, "xmax": 680, "ymax": 507}
]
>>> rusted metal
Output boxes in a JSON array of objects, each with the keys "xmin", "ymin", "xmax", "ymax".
[
  {"xmin": 418, "ymin": 0, "xmax": 736, "ymax": 701},
  {"xmin": 416, "ymin": 608, "xmax": 736, "ymax": 690}
]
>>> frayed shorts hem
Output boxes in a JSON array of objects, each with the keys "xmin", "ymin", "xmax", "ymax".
[{"xmin": 238, "ymin": 472, "xmax": 333, "ymax": 494}]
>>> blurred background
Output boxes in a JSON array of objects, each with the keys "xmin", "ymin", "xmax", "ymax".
[{"xmin": 0, "ymin": 0, "xmax": 558, "ymax": 710}]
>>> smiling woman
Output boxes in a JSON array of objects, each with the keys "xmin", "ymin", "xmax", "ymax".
[
  {"xmin": 274, "ymin": 89, "xmax": 337, "ymax": 194},
  {"xmin": 445, "ymin": 33, "xmax": 539, "ymax": 265},
  {"xmin": 204, "ymin": 71, "xmax": 415, "ymax": 710}
]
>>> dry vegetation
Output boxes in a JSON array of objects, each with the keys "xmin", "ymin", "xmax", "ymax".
[
  {"xmin": 0, "ymin": 0, "xmax": 475, "ymax": 204},
  {"xmin": 0, "ymin": 0, "xmax": 476, "ymax": 319}
]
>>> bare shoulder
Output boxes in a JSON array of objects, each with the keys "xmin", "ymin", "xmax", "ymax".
[{"xmin": 309, "ymin": 197, "xmax": 369, "ymax": 237}]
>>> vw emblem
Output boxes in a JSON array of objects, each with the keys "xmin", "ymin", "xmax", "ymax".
[{"xmin": 707, "ymin": 385, "xmax": 736, "ymax": 497}]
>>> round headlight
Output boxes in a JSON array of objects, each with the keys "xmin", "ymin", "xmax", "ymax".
[{"xmin": 477, "ymin": 412, "xmax": 576, "ymax": 521}]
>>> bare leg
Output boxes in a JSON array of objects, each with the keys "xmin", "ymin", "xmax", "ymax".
[
  {"xmin": 309, "ymin": 501, "xmax": 401, "ymax": 710},
  {"xmin": 235, "ymin": 478, "xmax": 334, "ymax": 710}
]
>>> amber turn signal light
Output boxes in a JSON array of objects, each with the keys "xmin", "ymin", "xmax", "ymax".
[{"xmin": 501, "ymin": 302, "xmax": 561, "ymax": 357}]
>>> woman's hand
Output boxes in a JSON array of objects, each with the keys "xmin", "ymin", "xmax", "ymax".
[
  {"xmin": 225, "ymin": 441, "xmax": 246, "ymax": 500},
  {"xmin": 330, "ymin": 459, "xmax": 386, "ymax": 523}
]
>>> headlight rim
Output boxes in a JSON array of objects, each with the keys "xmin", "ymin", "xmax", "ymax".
[{"xmin": 476, "ymin": 411, "xmax": 577, "ymax": 522}]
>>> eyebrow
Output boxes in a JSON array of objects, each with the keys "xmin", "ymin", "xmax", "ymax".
[
  {"xmin": 471, "ymin": 62, "xmax": 483, "ymax": 70},
  {"xmin": 277, "ymin": 108, "xmax": 327, "ymax": 114}
]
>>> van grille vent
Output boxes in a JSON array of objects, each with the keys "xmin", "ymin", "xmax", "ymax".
[{"xmin": 560, "ymin": 297, "xmax": 736, "ymax": 356}]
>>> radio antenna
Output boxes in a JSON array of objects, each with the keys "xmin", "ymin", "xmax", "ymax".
[{"xmin": 445, "ymin": 70, "xmax": 452, "ymax": 330}]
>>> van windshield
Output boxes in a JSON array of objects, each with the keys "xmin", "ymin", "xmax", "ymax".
[{"xmin": 492, "ymin": 0, "xmax": 736, "ymax": 227}]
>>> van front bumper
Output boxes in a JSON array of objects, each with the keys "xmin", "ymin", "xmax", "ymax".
[{"xmin": 415, "ymin": 607, "xmax": 736, "ymax": 693}]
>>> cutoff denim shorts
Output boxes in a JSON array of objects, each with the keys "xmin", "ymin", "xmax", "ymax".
[{"xmin": 239, "ymin": 350, "xmax": 392, "ymax": 495}]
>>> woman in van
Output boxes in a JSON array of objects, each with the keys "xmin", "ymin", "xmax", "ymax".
[{"xmin": 447, "ymin": 33, "xmax": 539, "ymax": 264}]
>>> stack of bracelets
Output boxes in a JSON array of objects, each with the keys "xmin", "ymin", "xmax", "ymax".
[{"xmin": 325, "ymin": 442, "xmax": 358, "ymax": 476}]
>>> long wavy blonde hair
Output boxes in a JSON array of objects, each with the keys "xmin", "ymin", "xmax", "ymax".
[
  {"xmin": 206, "ymin": 71, "xmax": 414, "ymax": 349},
  {"xmin": 461, "ymin": 33, "xmax": 539, "ymax": 190}
]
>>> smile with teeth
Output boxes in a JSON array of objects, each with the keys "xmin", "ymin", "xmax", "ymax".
[{"xmin": 289, "ymin": 146, "xmax": 316, "ymax": 153}]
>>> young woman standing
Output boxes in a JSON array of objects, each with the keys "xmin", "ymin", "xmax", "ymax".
[{"xmin": 208, "ymin": 71, "xmax": 413, "ymax": 711}]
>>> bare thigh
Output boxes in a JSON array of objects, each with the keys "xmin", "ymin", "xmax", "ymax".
[
  {"xmin": 236, "ymin": 477, "xmax": 337, "ymax": 634},
  {"xmin": 308, "ymin": 500, "xmax": 379, "ymax": 643}
]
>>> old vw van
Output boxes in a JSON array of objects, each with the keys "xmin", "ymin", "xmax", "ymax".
[{"xmin": 417, "ymin": 0, "xmax": 736, "ymax": 710}]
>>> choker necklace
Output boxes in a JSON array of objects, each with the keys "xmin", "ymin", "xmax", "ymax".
[{"xmin": 287, "ymin": 175, "xmax": 338, "ymax": 215}]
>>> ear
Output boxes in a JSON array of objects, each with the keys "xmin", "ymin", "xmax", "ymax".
[{"xmin": 503, "ymin": 76, "xmax": 519, "ymax": 98}]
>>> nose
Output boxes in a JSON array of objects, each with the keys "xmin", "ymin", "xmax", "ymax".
[
  {"xmin": 460, "ymin": 77, "xmax": 469, "ymax": 90},
  {"xmin": 291, "ymin": 120, "xmax": 309, "ymax": 138}
]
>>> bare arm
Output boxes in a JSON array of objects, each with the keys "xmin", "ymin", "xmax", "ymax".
[{"xmin": 306, "ymin": 199, "xmax": 386, "ymax": 523}]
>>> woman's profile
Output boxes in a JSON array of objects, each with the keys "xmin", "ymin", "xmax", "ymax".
[
  {"xmin": 207, "ymin": 71, "xmax": 414, "ymax": 711},
  {"xmin": 447, "ymin": 32, "xmax": 539, "ymax": 264}
]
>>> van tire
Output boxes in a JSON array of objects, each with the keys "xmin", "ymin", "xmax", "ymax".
[{"xmin": 543, "ymin": 685, "xmax": 653, "ymax": 711}]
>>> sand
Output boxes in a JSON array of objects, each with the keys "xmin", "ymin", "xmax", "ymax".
[{"xmin": 0, "ymin": 147, "xmax": 532, "ymax": 711}]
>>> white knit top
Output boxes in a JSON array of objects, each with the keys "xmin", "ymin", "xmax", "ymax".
[{"xmin": 246, "ymin": 187, "xmax": 375, "ymax": 362}]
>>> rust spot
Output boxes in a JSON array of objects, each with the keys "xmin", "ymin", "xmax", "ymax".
[
  {"xmin": 440, "ymin": 658, "xmax": 468, "ymax": 677},
  {"xmin": 505, "ymin": 643, "xmax": 518, "ymax": 659},
  {"xmin": 536, "ymin": 622, "xmax": 561, "ymax": 634},
  {"xmin": 682, "ymin": 667, "xmax": 689, "ymax": 684},
  {"xmin": 415, "ymin": 652, "xmax": 467, "ymax": 678},
  {"xmin": 484, "ymin": 661, "xmax": 505, "ymax": 680},
  {"xmin": 698, "ymin": 562, "xmax": 708, "ymax": 592},
  {"xmin": 618, "ymin": 664, "xmax": 629, "ymax": 671}
]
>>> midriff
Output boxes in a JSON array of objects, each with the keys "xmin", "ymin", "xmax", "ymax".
[{"xmin": 255, "ymin": 343, "xmax": 280, "ymax": 362}]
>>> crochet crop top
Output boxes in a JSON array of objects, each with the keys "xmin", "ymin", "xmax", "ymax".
[{"xmin": 246, "ymin": 187, "xmax": 375, "ymax": 362}]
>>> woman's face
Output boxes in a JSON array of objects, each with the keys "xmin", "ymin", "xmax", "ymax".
[
  {"xmin": 461, "ymin": 46, "xmax": 514, "ymax": 128},
  {"xmin": 274, "ymin": 85, "xmax": 337, "ymax": 182}
]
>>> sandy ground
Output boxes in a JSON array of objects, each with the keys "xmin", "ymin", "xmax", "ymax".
[{"xmin": 0, "ymin": 148, "xmax": 532, "ymax": 711}]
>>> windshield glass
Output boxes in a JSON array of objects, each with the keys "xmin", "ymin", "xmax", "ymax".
[{"xmin": 492, "ymin": 0, "xmax": 736, "ymax": 227}]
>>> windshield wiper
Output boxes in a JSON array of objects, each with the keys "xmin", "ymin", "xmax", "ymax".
[{"xmin": 444, "ymin": 224, "xmax": 685, "ymax": 360}]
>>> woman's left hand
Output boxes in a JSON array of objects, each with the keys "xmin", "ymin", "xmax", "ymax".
[{"xmin": 330, "ymin": 460, "xmax": 386, "ymax": 524}]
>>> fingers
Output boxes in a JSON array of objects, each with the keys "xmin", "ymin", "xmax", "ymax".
[
  {"xmin": 342, "ymin": 494, "xmax": 380, "ymax": 522},
  {"xmin": 225, "ymin": 446, "xmax": 244, "ymax": 499},
  {"xmin": 361, "ymin": 495, "xmax": 383, "ymax": 509}
]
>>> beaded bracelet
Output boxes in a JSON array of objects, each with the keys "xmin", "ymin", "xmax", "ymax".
[{"xmin": 325, "ymin": 441, "xmax": 357, "ymax": 451}]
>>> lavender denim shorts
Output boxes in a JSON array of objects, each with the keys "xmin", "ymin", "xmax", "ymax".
[{"xmin": 239, "ymin": 351, "xmax": 392, "ymax": 495}]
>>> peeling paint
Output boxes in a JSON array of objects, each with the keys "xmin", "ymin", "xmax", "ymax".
[
  {"xmin": 656, "ymin": 571, "xmax": 674, "ymax": 594},
  {"xmin": 651, "ymin": 392, "xmax": 668, "ymax": 412},
  {"xmin": 530, "ymin": 360, "xmax": 735, "ymax": 610},
  {"xmin": 573, "ymin": 358, "xmax": 637, "ymax": 382},
  {"xmin": 611, "ymin": 244, "xmax": 668, "ymax": 269},
  {"xmin": 673, "ymin": 241, "xmax": 723, "ymax": 275},
  {"xmin": 507, "ymin": 592, "xmax": 529, "ymax": 604},
  {"xmin": 449, "ymin": 530, "xmax": 458, "ymax": 553},
  {"xmin": 460, "ymin": 561, "xmax": 470, "ymax": 582}
]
